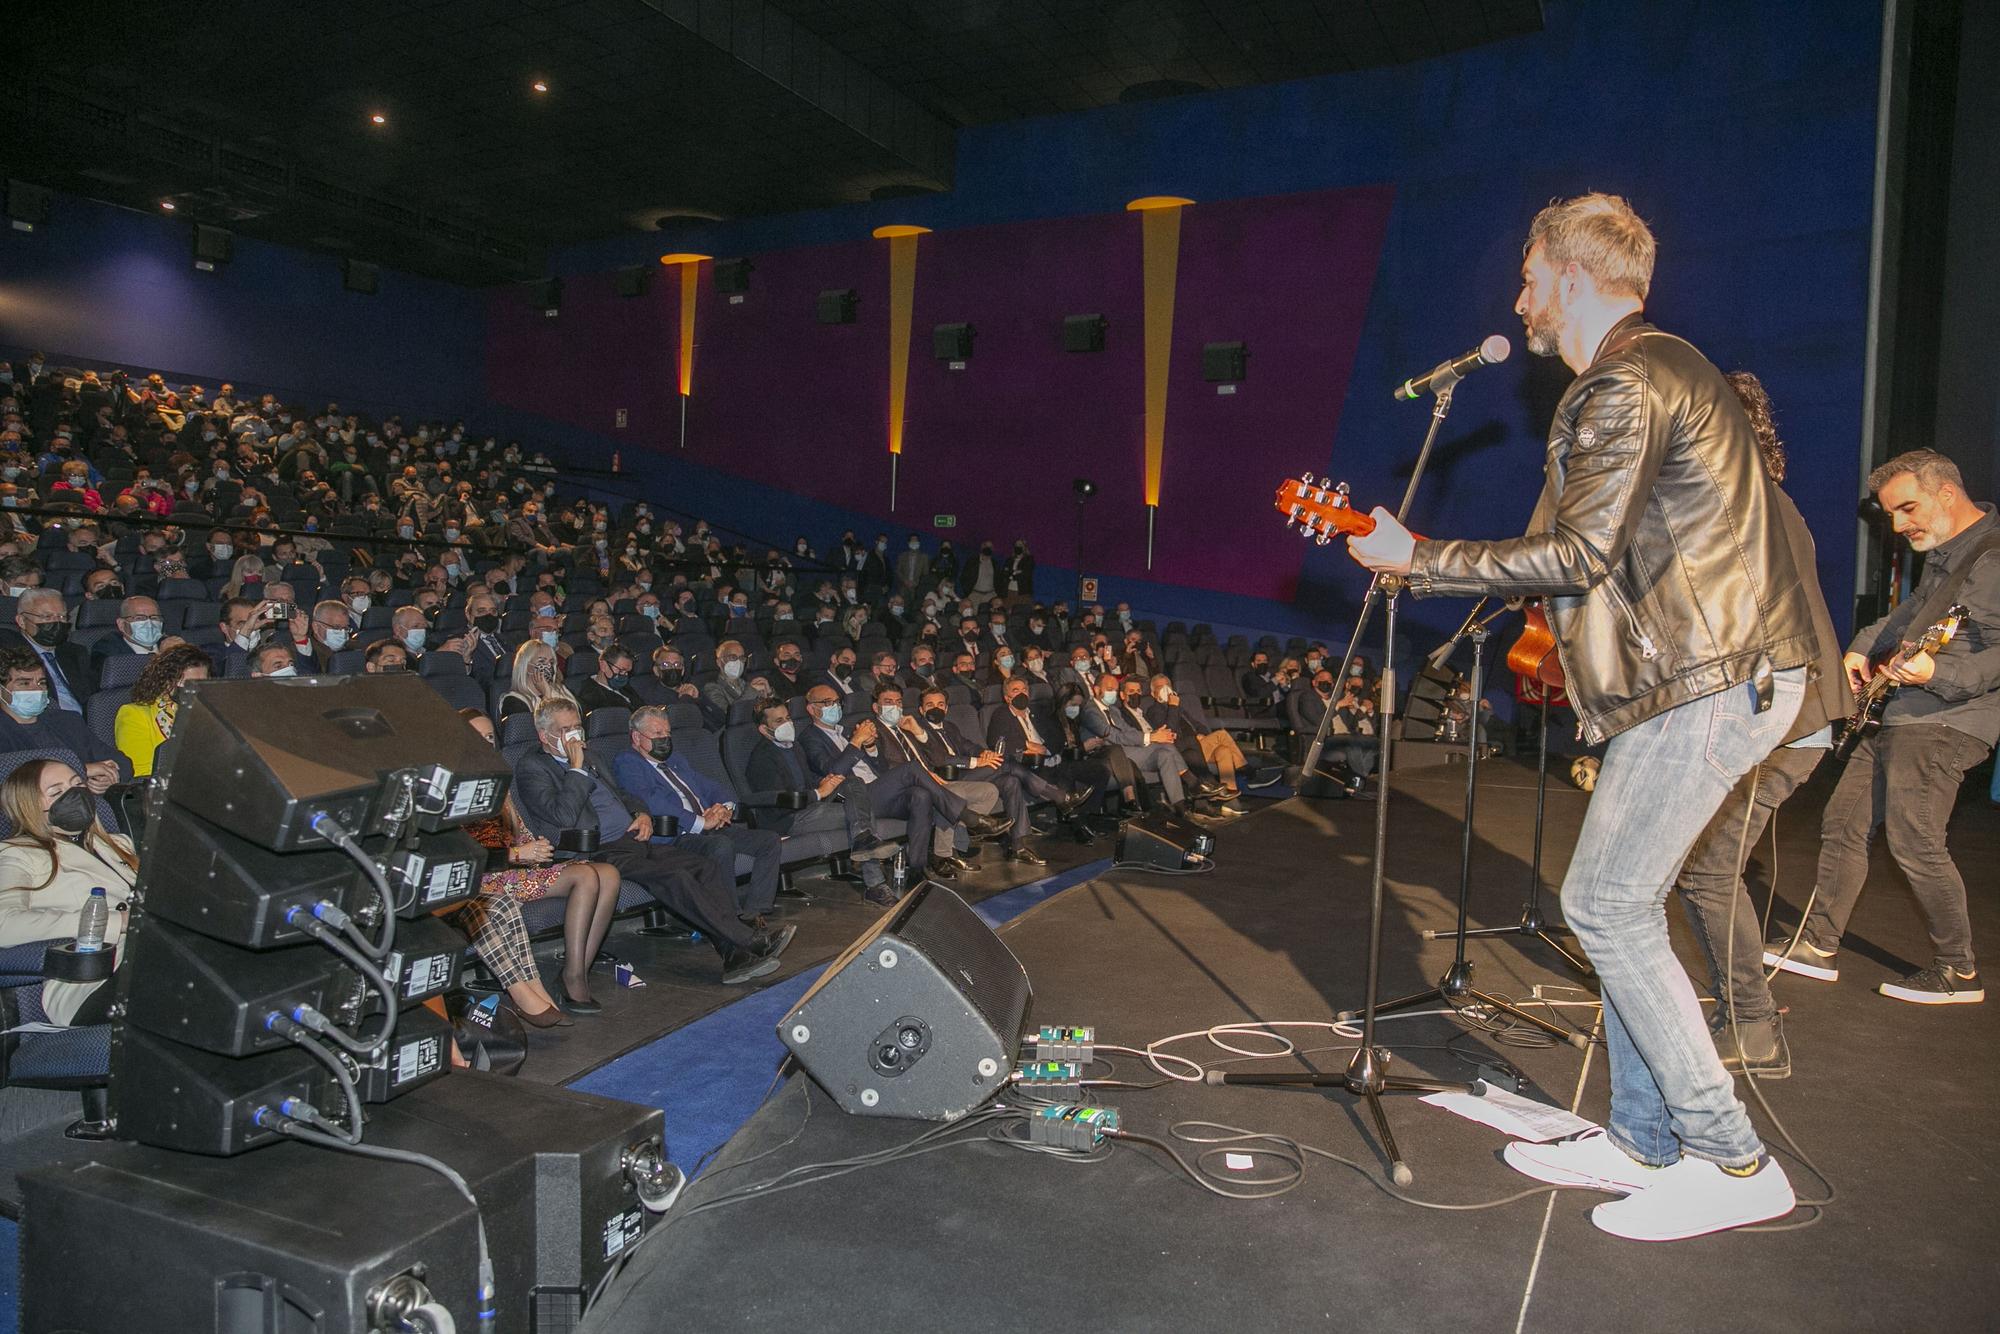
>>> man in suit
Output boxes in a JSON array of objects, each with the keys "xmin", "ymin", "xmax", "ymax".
[
  {"xmin": 906, "ymin": 685, "xmax": 1087, "ymax": 865},
  {"xmin": 766, "ymin": 641, "xmax": 811, "ymax": 703},
  {"xmin": 1090, "ymin": 674, "xmax": 1196, "ymax": 811},
  {"xmin": 87, "ymin": 594, "xmax": 164, "ymax": 688},
  {"xmin": 575, "ymin": 646, "xmax": 641, "ymax": 715},
  {"xmin": 0, "ymin": 647, "xmax": 127, "ymax": 789},
  {"xmin": 1143, "ymin": 673, "xmax": 1248, "ymax": 808},
  {"xmin": 511, "ymin": 699, "xmax": 790, "ymax": 986},
  {"xmin": 4, "ymin": 589, "xmax": 89, "ymax": 715},
  {"xmin": 742, "ymin": 698, "xmax": 850, "ymax": 840},
  {"xmin": 1002, "ymin": 541, "xmax": 1035, "ymax": 605},
  {"xmin": 613, "ymin": 706, "xmax": 783, "ymax": 925},
  {"xmin": 462, "ymin": 588, "xmax": 509, "ymax": 684},
  {"xmin": 297, "ymin": 600, "xmax": 354, "ymax": 674},
  {"xmin": 818, "ymin": 646, "xmax": 863, "ymax": 705},
  {"xmin": 893, "ymin": 537, "xmax": 930, "ymax": 598},
  {"xmin": 863, "ymin": 685, "xmax": 1008, "ymax": 827},
  {"xmin": 986, "ymin": 680, "xmax": 1111, "ymax": 836},
  {"xmin": 701, "ymin": 639, "xmax": 750, "ymax": 728}
]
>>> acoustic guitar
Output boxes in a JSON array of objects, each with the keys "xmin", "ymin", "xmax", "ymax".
[
  {"xmin": 1271, "ymin": 474, "xmax": 1563, "ymax": 687},
  {"xmin": 1833, "ymin": 604, "xmax": 1967, "ymax": 760}
]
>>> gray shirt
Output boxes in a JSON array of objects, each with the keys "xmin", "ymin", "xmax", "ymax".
[{"xmin": 1852, "ymin": 505, "xmax": 2000, "ymax": 746}]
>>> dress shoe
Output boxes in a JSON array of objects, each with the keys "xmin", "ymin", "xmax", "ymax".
[
  {"xmin": 1067, "ymin": 821, "xmax": 1099, "ymax": 845},
  {"xmin": 848, "ymin": 831, "xmax": 885, "ymax": 856},
  {"xmin": 863, "ymin": 883, "xmax": 900, "ymax": 908},
  {"xmin": 721, "ymin": 948, "xmax": 782, "ymax": 985},
  {"xmin": 1057, "ymin": 792, "xmax": 1092, "ymax": 820},
  {"xmin": 515, "ymin": 1004, "xmax": 575, "ymax": 1029},
  {"xmin": 967, "ymin": 814, "xmax": 1012, "ymax": 841},
  {"xmin": 752, "ymin": 922, "xmax": 798, "ymax": 960},
  {"xmin": 1007, "ymin": 845, "xmax": 1047, "ymax": 867},
  {"xmin": 554, "ymin": 980, "xmax": 603, "ymax": 1016},
  {"xmin": 936, "ymin": 854, "xmax": 977, "ymax": 875},
  {"xmin": 925, "ymin": 859, "xmax": 960, "ymax": 881}
]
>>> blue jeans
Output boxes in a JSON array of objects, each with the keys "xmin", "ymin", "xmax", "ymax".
[{"xmin": 1561, "ymin": 668, "xmax": 1804, "ymax": 1168}]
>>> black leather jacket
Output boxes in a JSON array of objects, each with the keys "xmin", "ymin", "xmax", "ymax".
[{"xmin": 1410, "ymin": 315, "xmax": 1819, "ymax": 743}]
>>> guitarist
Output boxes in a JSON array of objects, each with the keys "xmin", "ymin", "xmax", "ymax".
[
  {"xmin": 1767, "ymin": 448, "xmax": 1998, "ymax": 1005},
  {"xmin": 1348, "ymin": 193, "xmax": 1820, "ymax": 1241}
]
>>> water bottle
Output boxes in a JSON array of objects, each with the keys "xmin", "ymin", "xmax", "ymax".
[
  {"xmin": 75, "ymin": 887, "xmax": 109, "ymax": 954},
  {"xmin": 890, "ymin": 848, "xmax": 908, "ymax": 896}
]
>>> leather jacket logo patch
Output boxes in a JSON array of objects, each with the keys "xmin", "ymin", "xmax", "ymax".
[{"xmin": 1576, "ymin": 425, "xmax": 1598, "ymax": 448}]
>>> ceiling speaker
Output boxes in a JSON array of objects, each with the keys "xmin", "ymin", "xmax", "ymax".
[
  {"xmin": 714, "ymin": 258, "xmax": 753, "ymax": 293},
  {"xmin": 933, "ymin": 323, "xmax": 974, "ymax": 360},
  {"xmin": 1202, "ymin": 341, "xmax": 1248, "ymax": 383},
  {"xmin": 1061, "ymin": 314, "xmax": 1106, "ymax": 353}
]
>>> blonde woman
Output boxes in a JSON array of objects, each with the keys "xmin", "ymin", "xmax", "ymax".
[
  {"xmin": 219, "ymin": 552, "xmax": 268, "ymax": 601},
  {"xmin": 0, "ymin": 760, "xmax": 138, "ymax": 1025},
  {"xmin": 113, "ymin": 643, "xmax": 212, "ymax": 777},
  {"xmin": 497, "ymin": 638, "xmax": 575, "ymax": 721}
]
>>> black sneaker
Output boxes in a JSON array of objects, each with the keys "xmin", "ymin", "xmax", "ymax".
[
  {"xmin": 1763, "ymin": 934, "xmax": 1837, "ymax": 981},
  {"xmin": 862, "ymin": 883, "xmax": 900, "ymax": 908},
  {"xmin": 1712, "ymin": 1015, "xmax": 1791, "ymax": 1079},
  {"xmin": 720, "ymin": 948, "xmax": 782, "ymax": 985},
  {"xmin": 1879, "ymin": 962, "xmax": 1984, "ymax": 1005}
]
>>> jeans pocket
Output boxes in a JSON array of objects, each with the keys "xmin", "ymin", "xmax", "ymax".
[{"xmin": 1704, "ymin": 672, "xmax": 1802, "ymax": 782}]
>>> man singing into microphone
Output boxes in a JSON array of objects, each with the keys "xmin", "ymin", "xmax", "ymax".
[{"xmin": 1349, "ymin": 193, "xmax": 1821, "ymax": 1241}]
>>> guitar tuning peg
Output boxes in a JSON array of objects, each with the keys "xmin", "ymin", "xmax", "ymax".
[
  {"xmin": 1283, "ymin": 519, "xmax": 1295, "ymax": 531},
  {"xmin": 1314, "ymin": 534, "xmax": 1331, "ymax": 546},
  {"xmin": 1335, "ymin": 481, "xmax": 1351, "ymax": 497},
  {"xmin": 1299, "ymin": 472, "xmax": 1314, "ymax": 486}
]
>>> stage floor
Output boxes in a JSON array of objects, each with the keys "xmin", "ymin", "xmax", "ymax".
[{"xmin": 588, "ymin": 759, "xmax": 2000, "ymax": 1334}]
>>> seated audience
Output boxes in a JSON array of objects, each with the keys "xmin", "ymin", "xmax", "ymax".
[
  {"xmin": 0, "ymin": 647, "xmax": 125, "ymax": 790},
  {"xmin": 114, "ymin": 644, "xmax": 212, "ymax": 777},
  {"xmin": 0, "ymin": 759, "xmax": 137, "ymax": 1025}
]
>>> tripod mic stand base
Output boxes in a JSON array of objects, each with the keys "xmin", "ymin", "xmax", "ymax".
[{"xmin": 1460, "ymin": 914, "xmax": 1595, "ymax": 978}]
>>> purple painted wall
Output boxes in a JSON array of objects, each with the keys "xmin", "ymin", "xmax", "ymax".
[{"xmin": 485, "ymin": 186, "xmax": 1394, "ymax": 603}]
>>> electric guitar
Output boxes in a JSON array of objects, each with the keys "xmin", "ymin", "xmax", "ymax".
[
  {"xmin": 1271, "ymin": 475, "xmax": 1564, "ymax": 687},
  {"xmin": 1833, "ymin": 604, "xmax": 1968, "ymax": 760}
]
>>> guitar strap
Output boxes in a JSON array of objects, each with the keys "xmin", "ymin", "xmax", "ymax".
[{"xmin": 1901, "ymin": 527, "xmax": 2000, "ymax": 646}]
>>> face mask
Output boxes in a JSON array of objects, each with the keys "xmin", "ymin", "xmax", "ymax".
[
  {"xmin": 877, "ymin": 705, "xmax": 903, "ymax": 727},
  {"xmin": 30, "ymin": 622, "xmax": 68, "ymax": 649},
  {"xmin": 1072, "ymin": 659, "xmax": 1089, "ymax": 673},
  {"xmin": 998, "ymin": 654, "xmax": 1015, "ymax": 671},
  {"xmin": 535, "ymin": 604, "xmax": 557, "ymax": 619},
  {"xmin": 648, "ymin": 736, "xmax": 673, "ymax": 760},
  {"xmin": 658, "ymin": 665, "xmax": 684, "ymax": 684},
  {"xmin": 722, "ymin": 659, "xmax": 744, "ymax": 679},
  {"xmin": 771, "ymin": 720, "xmax": 797, "ymax": 744},
  {"xmin": 8, "ymin": 689, "xmax": 49, "ymax": 719},
  {"xmin": 401, "ymin": 628, "xmax": 427, "ymax": 652},
  {"xmin": 473, "ymin": 614, "xmax": 499, "ymax": 634},
  {"xmin": 1306, "ymin": 657, "xmax": 1324, "ymax": 672},
  {"xmin": 266, "ymin": 664, "xmax": 297, "ymax": 679},
  {"xmin": 778, "ymin": 657, "xmax": 800, "ymax": 671},
  {"xmin": 348, "ymin": 595, "xmax": 370, "ymax": 615},
  {"xmin": 876, "ymin": 540, "xmax": 888, "ymax": 552},
  {"xmin": 212, "ymin": 544, "xmax": 233, "ymax": 560},
  {"xmin": 1098, "ymin": 691, "xmax": 1118, "ymax": 707},
  {"xmin": 1062, "ymin": 702, "xmax": 1083, "ymax": 720},
  {"xmin": 608, "ymin": 672, "xmax": 630, "ymax": 689},
  {"xmin": 923, "ymin": 707, "xmax": 948, "ymax": 725},
  {"xmin": 48, "ymin": 786, "xmax": 93, "ymax": 835},
  {"xmin": 539, "ymin": 629, "xmax": 559, "ymax": 647},
  {"xmin": 1155, "ymin": 687, "xmax": 1173, "ymax": 702},
  {"xmin": 817, "ymin": 703, "xmax": 843, "ymax": 727},
  {"xmin": 321, "ymin": 627, "xmax": 350, "ymax": 650},
  {"xmin": 913, "ymin": 661, "xmax": 933, "ymax": 676},
  {"xmin": 640, "ymin": 604, "xmax": 661, "ymax": 620},
  {"xmin": 130, "ymin": 618, "xmax": 164, "ymax": 647},
  {"xmin": 908, "ymin": 540, "xmax": 921, "ymax": 551}
]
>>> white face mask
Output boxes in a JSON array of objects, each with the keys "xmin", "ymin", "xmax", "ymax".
[
  {"xmin": 877, "ymin": 705, "xmax": 902, "ymax": 727},
  {"xmin": 1154, "ymin": 687, "xmax": 1172, "ymax": 702},
  {"xmin": 402, "ymin": 628, "xmax": 427, "ymax": 651},
  {"xmin": 539, "ymin": 629, "xmax": 559, "ymax": 647},
  {"xmin": 321, "ymin": 628, "xmax": 350, "ymax": 651},
  {"xmin": 722, "ymin": 659, "xmax": 744, "ymax": 679},
  {"xmin": 265, "ymin": 665, "xmax": 297, "ymax": 679},
  {"xmin": 348, "ymin": 595, "xmax": 370, "ymax": 615},
  {"xmin": 771, "ymin": 720, "xmax": 796, "ymax": 745}
]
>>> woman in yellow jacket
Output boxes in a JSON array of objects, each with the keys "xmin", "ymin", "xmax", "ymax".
[{"xmin": 113, "ymin": 644, "xmax": 212, "ymax": 778}]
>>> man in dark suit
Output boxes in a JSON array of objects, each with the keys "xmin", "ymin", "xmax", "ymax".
[
  {"xmin": 1142, "ymin": 673, "xmax": 1247, "ymax": 810},
  {"xmin": 462, "ymin": 588, "xmax": 510, "ymax": 684},
  {"xmin": 987, "ymin": 682, "xmax": 1113, "ymax": 836},
  {"xmin": 87, "ymin": 594, "xmax": 165, "ymax": 690},
  {"xmin": 3, "ymin": 589, "xmax": 90, "ymax": 714},
  {"xmin": 510, "ymin": 699, "xmax": 790, "ymax": 986},
  {"xmin": 575, "ymin": 646, "xmax": 641, "ymax": 715},
  {"xmin": 1002, "ymin": 541, "xmax": 1036, "ymax": 604},
  {"xmin": 613, "ymin": 706, "xmax": 782, "ymax": 925},
  {"xmin": 765, "ymin": 641, "xmax": 811, "ymax": 703},
  {"xmin": 817, "ymin": 646, "xmax": 863, "ymax": 706},
  {"xmin": 0, "ymin": 647, "xmax": 128, "ymax": 788},
  {"xmin": 905, "ymin": 685, "xmax": 1086, "ymax": 864},
  {"xmin": 742, "ymin": 698, "xmax": 850, "ymax": 840}
]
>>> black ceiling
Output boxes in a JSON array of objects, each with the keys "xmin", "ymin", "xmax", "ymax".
[{"xmin": 2, "ymin": 0, "xmax": 1540, "ymax": 286}]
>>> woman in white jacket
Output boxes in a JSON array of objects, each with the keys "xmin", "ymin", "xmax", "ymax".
[{"xmin": 0, "ymin": 759, "xmax": 138, "ymax": 1026}]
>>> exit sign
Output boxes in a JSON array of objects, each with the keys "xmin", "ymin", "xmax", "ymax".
[{"xmin": 933, "ymin": 514, "xmax": 957, "ymax": 528}]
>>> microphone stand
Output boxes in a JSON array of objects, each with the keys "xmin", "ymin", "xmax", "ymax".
[
  {"xmin": 1220, "ymin": 386, "xmax": 1476, "ymax": 1187},
  {"xmin": 1357, "ymin": 624, "xmax": 1587, "ymax": 1046}
]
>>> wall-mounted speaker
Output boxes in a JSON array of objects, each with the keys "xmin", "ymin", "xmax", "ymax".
[
  {"xmin": 1202, "ymin": 341, "xmax": 1248, "ymax": 382},
  {"xmin": 817, "ymin": 288, "xmax": 858, "ymax": 324},
  {"xmin": 342, "ymin": 259, "xmax": 379, "ymax": 295},
  {"xmin": 529, "ymin": 277, "xmax": 562, "ymax": 316},
  {"xmin": 193, "ymin": 224, "xmax": 233, "ymax": 268},
  {"xmin": 4, "ymin": 179, "xmax": 51, "ymax": 227},
  {"xmin": 714, "ymin": 258, "xmax": 753, "ymax": 293},
  {"xmin": 615, "ymin": 263, "xmax": 650, "ymax": 297},
  {"xmin": 1062, "ymin": 314, "xmax": 1107, "ymax": 352},
  {"xmin": 933, "ymin": 322, "xmax": 974, "ymax": 360}
]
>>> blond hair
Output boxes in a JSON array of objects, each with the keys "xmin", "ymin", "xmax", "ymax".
[{"xmin": 1525, "ymin": 193, "xmax": 1656, "ymax": 299}]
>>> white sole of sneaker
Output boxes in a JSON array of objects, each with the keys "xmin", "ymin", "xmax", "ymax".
[
  {"xmin": 1878, "ymin": 983, "xmax": 1984, "ymax": 1004},
  {"xmin": 1763, "ymin": 951, "xmax": 1837, "ymax": 982},
  {"xmin": 1589, "ymin": 1186, "xmax": 1796, "ymax": 1241},
  {"xmin": 1502, "ymin": 1141, "xmax": 1658, "ymax": 1194}
]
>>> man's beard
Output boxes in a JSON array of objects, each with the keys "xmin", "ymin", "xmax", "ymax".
[{"xmin": 1524, "ymin": 295, "xmax": 1564, "ymax": 358}]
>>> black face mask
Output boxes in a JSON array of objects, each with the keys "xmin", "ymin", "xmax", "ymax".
[
  {"xmin": 778, "ymin": 658, "xmax": 800, "ymax": 672},
  {"xmin": 913, "ymin": 661, "xmax": 933, "ymax": 676},
  {"xmin": 657, "ymin": 666, "xmax": 684, "ymax": 685},
  {"xmin": 48, "ymin": 786, "xmax": 93, "ymax": 835},
  {"xmin": 649, "ymin": 736, "xmax": 673, "ymax": 761},
  {"xmin": 92, "ymin": 584, "xmax": 125, "ymax": 600},
  {"xmin": 30, "ymin": 621, "xmax": 68, "ymax": 649},
  {"xmin": 923, "ymin": 707, "xmax": 948, "ymax": 725},
  {"xmin": 473, "ymin": 614, "xmax": 499, "ymax": 634},
  {"xmin": 1008, "ymin": 695, "xmax": 1030, "ymax": 711}
]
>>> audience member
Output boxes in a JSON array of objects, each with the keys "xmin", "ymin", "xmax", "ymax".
[{"xmin": 114, "ymin": 644, "xmax": 211, "ymax": 776}]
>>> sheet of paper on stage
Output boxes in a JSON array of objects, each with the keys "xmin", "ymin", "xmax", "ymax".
[{"xmin": 1420, "ymin": 1087, "xmax": 1597, "ymax": 1142}]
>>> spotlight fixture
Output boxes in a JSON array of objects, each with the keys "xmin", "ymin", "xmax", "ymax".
[
  {"xmin": 531, "ymin": 80, "xmax": 549, "ymax": 93},
  {"xmin": 1072, "ymin": 478, "xmax": 1098, "ymax": 498},
  {"xmin": 369, "ymin": 113, "xmax": 387, "ymax": 126},
  {"xmin": 159, "ymin": 200, "xmax": 177, "ymax": 212}
]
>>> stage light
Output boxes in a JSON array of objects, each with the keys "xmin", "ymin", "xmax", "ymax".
[
  {"xmin": 159, "ymin": 200, "xmax": 176, "ymax": 212},
  {"xmin": 531, "ymin": 80, "xmax": 549, "ymax": 93},
  {"xmin": 1073, "ymin": 478, "xmax": 1098, "ymax": 498},
  {"xmin": 369, "ymin": 112, "xmax": 387, "ymax": 126}
]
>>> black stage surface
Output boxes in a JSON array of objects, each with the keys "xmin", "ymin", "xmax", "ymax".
[{"xmin": 589, "ymin": 758, "xmax": 2000, "ymax": 1334}]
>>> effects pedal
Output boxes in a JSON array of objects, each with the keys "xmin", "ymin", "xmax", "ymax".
[
  {"xmin": 1026, "ymin": 1024, "xmax": 1094, "ymax": 1063},
  {"xmin": 1014, "ymin": 1060, "xmax": 1085, "ymax": 1101},
  {"xmin": 1025, "ymin": 1104, "xmax": 1118, "ymax": 1152}
]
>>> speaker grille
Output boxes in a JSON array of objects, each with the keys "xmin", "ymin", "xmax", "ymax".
[{"xmin": 891, "ymin": 883, "xmax": 1030, "ymax": 1048}]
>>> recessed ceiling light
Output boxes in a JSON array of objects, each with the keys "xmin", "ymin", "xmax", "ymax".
[
  {"xmin": 531, "ymin": 80, "xmax": 549, "ymax": 94},
  {"xmin": 159, "ymin": 199, "xmax": 177, "ymax": 211},
  {"xmin": 369, "ymin": 112, "xmax": 387, "ymax": 125}
]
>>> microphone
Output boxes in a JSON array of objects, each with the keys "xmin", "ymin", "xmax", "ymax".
[{"xmin": 1394, "ymin": 334, "xmax": 1511, "ymax": 401}]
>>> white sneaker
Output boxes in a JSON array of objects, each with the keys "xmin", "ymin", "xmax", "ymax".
[
  {"xmin": 1589, "ymin": 1155, "xmax": 1795, "ymax": 1241},
  {"xmin": 1502, "ymin": 1129, "xmax": 1663, "ymax": 1194}
]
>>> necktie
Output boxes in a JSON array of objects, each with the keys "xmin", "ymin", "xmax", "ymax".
[{"xmin": 655, "ymin": 759, "xmax": 703, "ymax": 821}]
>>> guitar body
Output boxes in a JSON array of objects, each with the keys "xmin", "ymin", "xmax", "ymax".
[
  {"xmin": 1506, "ymin": 600, "xmax": 1564, "ymax": 688},
  {"xmin": 1831, "ymin": 602, "xmax": 1969, "ymax": 762},
  {"xmin": 1832, "ymin": 704, "xmax": 1883, "ymax": 761}
]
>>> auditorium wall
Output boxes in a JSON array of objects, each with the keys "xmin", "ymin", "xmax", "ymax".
[{"xmin": 502, "ymin": 0, "xmax": 1885, "ymax": 641}]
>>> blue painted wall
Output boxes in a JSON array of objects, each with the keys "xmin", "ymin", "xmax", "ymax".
[{"xmin": 0, "ymin": 195, "xmax": 485, "ymax": 423}]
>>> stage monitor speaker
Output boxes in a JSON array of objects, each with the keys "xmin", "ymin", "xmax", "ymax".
[
  {"xmin": 120, "ymin": 919, "xmax": 351, "ymax": 1058},
  {"xmin": 529, "ymin": 276, "xmax": 562, "ymax": 314},
  {"xmin": 111, "ymin": 1024, "xmax": 331, "ymax": 1156},
  {"xmin": 4, "ymin": 179, "xmax": 51, "ymax": 226},
  {"xmin": 816, "ymin": 288, "xmax": 858, "ymax": 324},
  {"xmin": 779, "ymin": 882, "xmax": 1031, "ymax": 1121},
  {"xmin": 159, "ymin": 676, "xmax": 510, "ymax": 852},
  {"xmin": 343, "ymin": 258, "xmax": 380, "ymax": 294},
  {"xmin": 1062, "ymin": 313, "xmax": 1107, "ymax": 352},
  {"xmin": 193, "ymin": 223, "xmax": 233, "ymax": 266},
  {"xmin": 1115, "ymin": 811, "xmax": 1214, "ymax": 870},
  {"xmin": 714, "ymin": 257, "xmax": 753, "ymax": 292},
  {"xmin": 933, "ymin": 322, "xmax": 974, "ymax": 359},
  {"xmin": 1202, "ymin": 340, "xmax": 1248, "ymax": 382},
  {"xmin": 138, "ymin": 801, "xmax": 372, "ymax": 947},
  {"xmin": 615, "ymin": 263, "xmax": 650, "ymax": 297}
]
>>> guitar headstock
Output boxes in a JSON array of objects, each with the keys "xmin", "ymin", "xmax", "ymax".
[
  {"xmin": 1272, "ymin": 473, "xmax": 1374, "ymax": 547},
  {"xmin": 1918, "ymin": 603, "xmax": 1970, "ymax": 656}
]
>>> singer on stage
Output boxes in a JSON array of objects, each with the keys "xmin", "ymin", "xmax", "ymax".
[{"xmin": 1348, "ymin": 193, "xmax": 1822, "ymax": 1242}]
